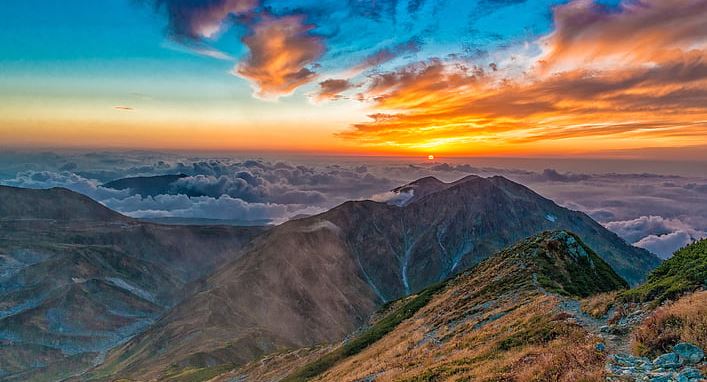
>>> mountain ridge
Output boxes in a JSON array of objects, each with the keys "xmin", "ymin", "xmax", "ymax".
[
  {"xmin": 86, "ymin": 175, "xmax": 660, "ymax": 381},
  {"xmin": 0, "ymin": 185, "xmax": 126, "ymax": 221}
]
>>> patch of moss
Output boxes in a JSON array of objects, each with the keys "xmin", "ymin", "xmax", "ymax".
[
  {"xmin": 281, "ymin": 281, "xmax": 448, "ymax": 382},
  {"xmin": 621, "ymin": 239, "xmax": 706, "ymax": 304}
]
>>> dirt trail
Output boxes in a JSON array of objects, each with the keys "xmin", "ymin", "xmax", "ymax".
[{"xmin": 558, "ymin": 299, "xmax": 632, "ymax": 354}]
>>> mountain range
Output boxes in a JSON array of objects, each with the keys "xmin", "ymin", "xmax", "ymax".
[
  {"xmin": 0, "ymin": 175, "xmax": 664, "ymax": 381},
  {"xmin": 80, "ymin": 174, "xmax": 658, "ymax": 381}
]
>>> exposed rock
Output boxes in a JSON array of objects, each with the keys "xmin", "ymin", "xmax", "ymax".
[
  {"xmin": 673, "ymin": 343, "xmax": 704, "ymax": 365},
  {"xmin": 606, "ymin": 346, "xmax": 706, "ymax": 382},
  {"xmin": 653, "ymin": 353, "xmax": 683, "ymax": 369},
  {"xmin": 677, "ymin": 367, "xmax": 703, "ymax": 382}
]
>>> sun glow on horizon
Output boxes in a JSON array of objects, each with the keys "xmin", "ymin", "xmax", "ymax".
[{"xmin": 1, "ymin": 0, "xmax": 706, "ymax": 157}]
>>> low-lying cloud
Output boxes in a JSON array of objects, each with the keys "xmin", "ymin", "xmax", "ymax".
[{"xmin": 1, "ymin": 151, "xmax": 705, "ymax": 258}]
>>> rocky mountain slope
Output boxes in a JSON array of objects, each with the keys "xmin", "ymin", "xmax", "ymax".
[
  {"xmin": 217, "ymin": 236, "xmax": 706, "ymax": 382},
  {"xmin": 87, "ymin": 175, "xmax": 659, "ymax": 380},
  {"xmin": 217, "ymin": 231, "xmax": 629, "ymax": 381},
  {"xmin": 0, "ymin": 186, "xmax": 263, "ymax": 381}
]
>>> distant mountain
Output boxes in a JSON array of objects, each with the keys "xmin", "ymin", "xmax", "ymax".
[
  {"xmin": 102, "ymin": 174, "xmax": 187, "ymax": 197},
  {"xmin": 0, "ymin": 186, "xmax": 263, "ymax": 381},
  {"xmin": 88, "ymin": 175, "xmax": 660, "ymax": 380},
  {"xmin": 0, "ymin": 185, "xmax": 124, "ymax": 221}
]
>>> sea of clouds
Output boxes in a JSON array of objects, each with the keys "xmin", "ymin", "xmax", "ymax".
[{"xmin": 1, "ymin": 151, "xmax": 705, "ymax": 259}]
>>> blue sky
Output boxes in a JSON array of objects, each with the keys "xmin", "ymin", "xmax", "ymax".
[
  {"xmin": 0, "ymin": 0, "xmax": 564, "ymax": 101},
  {"xmin": 1, "ymin": 0, "xmax": 704, "ymax": 157}
]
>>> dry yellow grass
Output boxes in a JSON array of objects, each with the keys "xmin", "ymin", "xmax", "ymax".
[
  {"xmin": 580, "ymin": 291, "xmax": 619, "ymax": 319},
  {"xmin": 223, "ymin": 232, "xmax": 628, "ymax": 382},
  {"xmin": 631, "ymin": 290, "xmax": 707, "ymax": 357},
  {"xmin": 305, "ymin": 292, "xmax": 606, "ymax": 382}
]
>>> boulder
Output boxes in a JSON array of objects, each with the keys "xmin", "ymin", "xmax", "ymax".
[
  {"xmin": 673, "ymin": 342, "xmax": 704, "ymax": 365},
  {"xmin": 677, "ymin": 367, "xmax": 703, "ymax": 382}
]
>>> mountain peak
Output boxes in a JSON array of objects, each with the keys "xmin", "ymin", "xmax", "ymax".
[
  {"xmin": 0, "ymin": 185, "xmax": 127, "ymax": 221},
  {"xmin": 390, "ymin": 174, "xmax": 484, "ymax": 205}
]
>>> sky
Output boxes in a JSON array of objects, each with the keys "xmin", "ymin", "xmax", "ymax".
[{"xmin": 2, "ymin": 0, "xmax": 706, "ymax": 157}]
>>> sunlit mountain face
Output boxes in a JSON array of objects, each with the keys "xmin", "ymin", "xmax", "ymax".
[{"xmin": 1, "ymin": 0, "xmax": 706, "ymax": 156}]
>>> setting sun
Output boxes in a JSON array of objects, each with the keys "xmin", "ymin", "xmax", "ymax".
[{"xmin": 428, "ymin": 155, "xmax": 435, "ymax": 160}]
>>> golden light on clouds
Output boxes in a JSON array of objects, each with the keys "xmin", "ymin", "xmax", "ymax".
[{"xmin": 334, "ymin": 0, "xmax": 707, "ymax": 156}]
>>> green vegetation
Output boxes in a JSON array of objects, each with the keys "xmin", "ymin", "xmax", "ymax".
[
  {"xmin": 533, "ymin": 232, "xmax": 629, "ymax": 297},
  {"xmin": 282, "ymin": 281, "xmax": 448, "ymax": 382},
  {"xmin": 622, "ymin": 239, "xmax": 706, "ymax": 304},
  {"xmin": 162, "ymin": 363, "xmax": 235, "ymax": 382}
]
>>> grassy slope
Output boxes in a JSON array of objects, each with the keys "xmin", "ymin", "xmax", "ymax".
[
  {"xmin": 282, "ymin": 282, "xmax": 447, "ymax": 382},
  {"xmin": 622, "ymin": 238, "xmax": 706, "ymax": 304},
  {"xmin": 274, "ymin": 231, "xmax": 626, "ymax": 382}
]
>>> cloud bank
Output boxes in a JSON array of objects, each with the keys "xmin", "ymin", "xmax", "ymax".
[{"xmin": 1, "ymin": 151, "xmax": 705, "ymax": 258}]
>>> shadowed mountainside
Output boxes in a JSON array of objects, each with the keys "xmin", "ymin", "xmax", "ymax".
[
  {"xmin": 0, "ymin": 186, "xmax": 263, "ymax": 382},
  {"xmin": 87, "ymin": 175, "xmax": 659, "ymax": 381}
]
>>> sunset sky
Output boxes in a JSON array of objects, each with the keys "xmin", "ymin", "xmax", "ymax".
[{"xmin": 2, "ymin": 0, "xmax": 707, "ymax": 157}]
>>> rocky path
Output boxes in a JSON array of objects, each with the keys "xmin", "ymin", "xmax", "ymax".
[
  {"xmin": 558, "ymin": 298, "xmax": 706, "ymax": 382},
  {"xmin": 558, "ymin": 299, "xmax": 631, "ymax": 354}
]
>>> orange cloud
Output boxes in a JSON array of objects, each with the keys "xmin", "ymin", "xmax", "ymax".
[
  {"xmin": 340, "ymin": 0, "xmax": 707, "ymax": 154},
  {"xmin": 541, "ymin": 0, "xmax": 707, "ymax": 72},
  {"xmin": 236, "ymin": 15, "xmax": 324, "ymax": 99}
]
